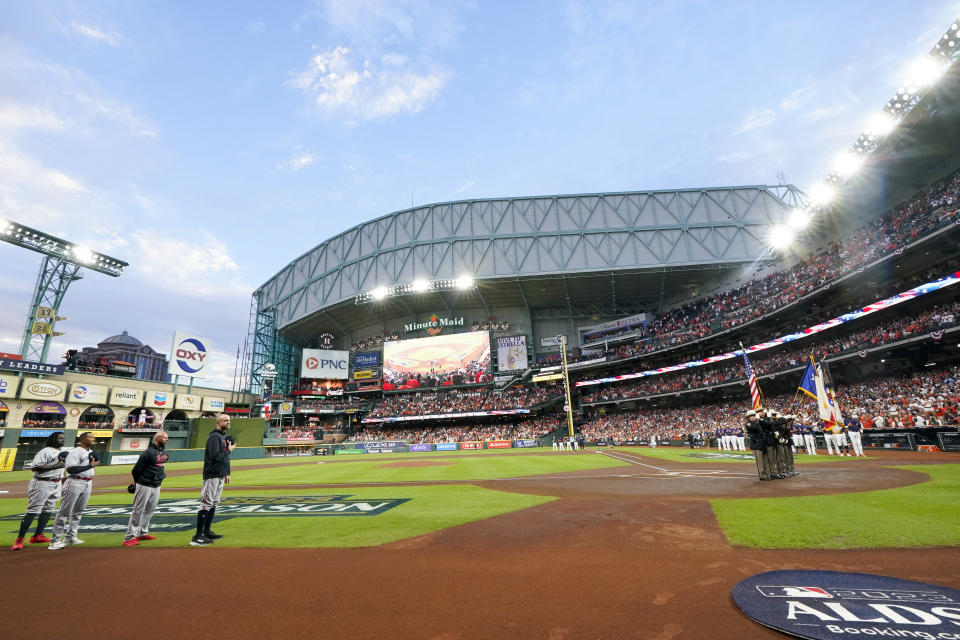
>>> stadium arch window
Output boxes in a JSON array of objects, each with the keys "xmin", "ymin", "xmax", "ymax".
[
  {"xmin": 78, "ymin": 405, "xmax": 114, "ymax": 430},
  {"xmin": 200, "ymin": 411, "xmax": 217, "ymax": 419},
  {"xmin": 162, "ymin": 409, "xmax": 189, "ymax": 431},
  {"xmin": 126, "ymin": 408, "xmax": 155, "ymax": 429},
  {"xmin": 0, "ymin": 399, "xmax": 7, "ymax": 427}
]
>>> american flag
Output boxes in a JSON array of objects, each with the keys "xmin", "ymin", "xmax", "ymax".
[{"xmin": 741, "ymin": 346, "xmax": 762, "ymax": 410}]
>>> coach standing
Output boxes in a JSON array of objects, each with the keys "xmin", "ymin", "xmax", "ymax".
[
  {"xmin": 123, "ymin": 431, "xmax": 169, "ymax": 547},
  {"xmin": 48, "ymin": 431, "xmax": 100, "ymax": 550},
  {"xmin": 191, "ymin": 413, "xmax": 235, "ymax": 547}
]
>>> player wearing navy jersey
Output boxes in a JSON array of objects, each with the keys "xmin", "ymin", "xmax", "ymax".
[
  {"xmin": 846, "ymin": 415, "xmax": 865, "ymax": 457},
  {"xmin": 11, "ymin": 432, "xmax": 66, "ymax": 550},
  {"xmin": 191, "ymin": 414, "xmax": 235, "ymax": 546},
  {"xmin": 123, "ymin": 431, "xmax": 169, "ymax": 546},
  {"xmin": 49, "ymin": 432, "xmax": 99, "ymax": 550}
]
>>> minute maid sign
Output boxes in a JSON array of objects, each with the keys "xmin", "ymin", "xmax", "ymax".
[
  {"xmin": 0, "ymin": 495, "xmax": 410, "ymax": 533},
  {"xmin": 404, "ymin": 314, "xmax": 464, "ymax": 335}
]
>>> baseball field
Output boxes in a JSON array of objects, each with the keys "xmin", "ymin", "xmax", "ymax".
[{"xmin": 2, "ymin": 446, "xmax": 959, "ymax": 639}]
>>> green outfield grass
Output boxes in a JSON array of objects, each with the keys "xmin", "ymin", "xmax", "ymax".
[
  {"xmin": 612, "ymin": 446, "xmax": 866, "ymax": 464},
  {"xmin": 0, "ymin": 485, "xmax": 555, "ymax": 548},
  {"xmin": 711, "ymin": 464, "xmax": 960, "ymax": 549},
  {"xmin": 161, "ymin": 450, "xmax": 629, "ymax": 487}
]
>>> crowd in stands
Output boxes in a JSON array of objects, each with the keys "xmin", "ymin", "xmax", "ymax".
[
  {"xmin": 348, "ymin": 415, "xmax": 564, "ymax": 443},
  {"xmin": 581, "ymin": 300, "xmax": 960, "ymax": 404},
  {"xmin": 579, "ymin": 364, "xmax": 959, "ymax": 442},
  {"xmin": 297, "ymin": 397, "xmax": 366, "ymax": 412},
  {"xmin": 561, "ymin": 171, "xmax": 960, "ymax": 366},
  {"xmin": 21, "ymin": 417, "xmax": 67, "ymax": 428},
  {"xmin": 368, "ymin": 384, "xmax": 561, "ymax": 418}
]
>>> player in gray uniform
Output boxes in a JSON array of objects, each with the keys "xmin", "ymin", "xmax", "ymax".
[
  {"xmin": 191, "ymin": 414, "xmax": 235, "ymax": 546},
  {"xmin": 49, "ymin": 432, "xmax": 100, "ymax": 550},
  {"xmin": 11, "ymin": 432, "xmax": 66, "ymax": 550},
  {"xmin": 123, "ymin": 431, "xmax": 169, "ymax": 546}
]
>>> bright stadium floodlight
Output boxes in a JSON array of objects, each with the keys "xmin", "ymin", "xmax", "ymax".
[
  {"xmin": 787, "ymin": 208, "xmax": 812, "ymax": 231},
  {"xmin": 832, "ymin": 151, "xmax": 865, "ymax": 178},
  {"xmin": 371, "ymin": 286, "xmax": 389, "ymax": 300},
  {"xmin": 905, "ymin": 56, "xmax": 946, "ymax": 87},
  {"xmin": 455, "ymin": 274, "xmax": 474, "ymax": 290},
  {"xmin": 768, "ymin": 225, "xmax": 794, "ymax": 250},
  {"xmin": 71, "ymin": 246, "xmax": 95, "ymax": 264},
  {"xmin": 866, "ymin": 111, "xmax": 896, "ymax": 136},
  {"xmin": 411, "ymin": 279, "xmax": 431, "ymax": 293},
  {"xmin": 808, "ymin": 183, "xmax": 836, "ymax": 207}
]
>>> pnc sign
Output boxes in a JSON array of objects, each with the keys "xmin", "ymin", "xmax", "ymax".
[
  {"xmin": 170, "ymin": 331, "xmax": 211, "ymax": 377},
  {"xmin": 300, "ymin": 349, "xmax": 349, "ymax": 380}
]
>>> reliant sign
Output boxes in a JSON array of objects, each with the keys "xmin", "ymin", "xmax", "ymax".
[
  {"xmin": 19, "ymin": 378, "xmax": 67, "ymax": 401},
  {"xmin": 110, "ymin": 387, "xmax": 143, "ymax": 407},
  {"xmin": 169, "ymin": 331, "xmax": 211, "ymax": 378},
  {"xmin": 0, "ymin": 357, "xmax": 64, "ymax": 375},
  {"xmin": 403, "ymin": 314, "xmax": 464, "ymax": 335},
  {"xmin": 733, "ymin": 570, "xmax": 960, "ymax": 640},
  {"xmin": 300, "ymin": 349, "xmax": 349, "ymax": 380},
  {"xmin": 69, "ymin": 383, "xmax": 108, "ymax": 404}
]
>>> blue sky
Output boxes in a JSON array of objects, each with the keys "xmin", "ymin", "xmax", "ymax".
[{"xmin": 0, "ymin": 0, "xmax": 957, "ymax": 389}]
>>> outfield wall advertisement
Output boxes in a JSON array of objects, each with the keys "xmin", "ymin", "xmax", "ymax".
[{"xmin": 382, "ymin": 331, "xmax": 491, "ymax": 390}]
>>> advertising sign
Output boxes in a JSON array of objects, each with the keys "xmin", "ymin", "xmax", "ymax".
[
  {"xmin": 146, "ymin": 391, "xmax": 171, "ymax": 408},
  {"xmin": 732, "ymin": 570, "xmax": 960, "ymax": 640},
  {"xmin": 31, "ymin": 401, "xmax": 66, "ymax": 414},
  {"xmin": 0, "ymin": 357, "xmax": 64, "ymax": 375},
  {"xmin": 486, "ymin": 440, "xmax": 512, "ymax": 449},
  {"xmin": 111, "ymin": 454, "xmax": 140, "ymax": 465},
  {"xmin": 540, "ymin": 335, "xmax": 565, "ymax": 347},
  {"xmin": 169, "ymin": 331, "xmax": 212, "ymax": 378},
  {"xmin": 19, "ymin": 378, "xmax": 67, "ymax": 402},
  {"xmin": 0, "ymin": 448, "xmax": 15, "ymax": 471},
  {"xmin": 175, "ymin": 394, "xmax": 200, "ymax": 410},
  {"xmin": 301, "ymin": 349, "xmax": 349, "ymax": 380},
  {"xmin": 0, "ymin": 372, "xmax": 19, "ymax": 397},
  {"xmin": 22, "ymin": 429, "xmax": 57, "ymax": 437},
  {"xmin": 514, "ymin": 439, "xmax": 538, "ymax": 448},
  {"xmin": 403, "ymin": 314, "xmax": 465, "ymax": 335},
  {"xmin": 202, "ymin": 397, "xmax": 226, "ymax": 412},
  {"xmin": 383, "ymin": 331, "xmax": 491, "ymax": 390},
  {"xmin": 110, "ymin": 387, "xmax": 143, "ymax": 407},
  {"xmin": 354, "ymin": 351, "xmax": 380, "ymax": 369},
  {"xmin": 460, "ymin": 441, "xmax": 483, "ymax": 450},
  {"xmin": 495, "ymin": 335, "xmax": 528, "ymax": 372},
  {"xmin": 435, "ymin": 443, "xmax": 458, "ymax": 451},
  {"xmin": 69, "ymin": 383, "xmax": 108, "ymax": 404},
  {"xmin": 409, "ymin": 444, "xmax": 432, "ymax": 452},
  {"xmin": 353, "ymin": 370, "xmax": 375, "ymax": 380},
  {"xmin": 121, "ymin": 437, "xmax": 151, "ymax": 451},
  {"xmin": 355, "ymin": 440, "xmax": 405, "ymax": 450}
]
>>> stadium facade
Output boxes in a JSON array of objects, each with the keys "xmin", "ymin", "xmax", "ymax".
[{"xmin": 245, "ymin": 185, "xmax": 803, "ymax": 394}]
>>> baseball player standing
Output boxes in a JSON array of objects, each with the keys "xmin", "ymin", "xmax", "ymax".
[
  {"xmin": 48, "ymin": 432, "xmax": 100, "ymax": 550},
  {"xmin": 123, "ymin": 431, "xmax": 170, "ymax": 547},
  {"xmin": 191, "ymin": 414, "xmax": 235, "ymax": 546},
  {"xmin": 11, "ymin": 432, "xmax": 66, "ymax": 550}
]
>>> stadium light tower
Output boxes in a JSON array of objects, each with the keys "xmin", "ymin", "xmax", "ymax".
[{"xmin": 0, "ymin": 218, "xmax": 127, "ymax": 363}]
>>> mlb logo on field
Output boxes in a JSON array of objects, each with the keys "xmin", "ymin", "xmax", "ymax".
[{"xmin": 756, "ymin": 586, "xmax": 832, "ymax": 598}]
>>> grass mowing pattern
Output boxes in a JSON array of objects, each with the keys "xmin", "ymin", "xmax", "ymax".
[
  {"xmin": 161, "ymin": 451, "xmax": 629, "ymax": 488},
  {"xmin": 711, "ymin": 464, "xmax": 960, "ymax": 549},
  {"xmin": 0, "ymin": 485, "xmax": 555, "ymax": 549}
]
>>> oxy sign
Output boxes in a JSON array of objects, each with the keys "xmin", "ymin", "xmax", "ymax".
[
  {"xmin": 170, "ymin": 331, "xmax": 212, "ymax": 378},
  {"xmin": 300, "ymin": 349, "xmax": 349, "ymax": 380}
]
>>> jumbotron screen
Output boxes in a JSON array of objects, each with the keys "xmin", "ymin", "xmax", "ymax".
[{"xmin": 382, "ymin": 331, "xmax": 491, "ymax": 390}]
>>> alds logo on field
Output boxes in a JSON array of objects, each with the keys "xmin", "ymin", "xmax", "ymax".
[
  {"xmin": 733, "ymin": 570, "xmax": 960, "ymax": 640},
  {"xmin": 1, "ymin": 495, "xmax": 410, "ymax": 533}
]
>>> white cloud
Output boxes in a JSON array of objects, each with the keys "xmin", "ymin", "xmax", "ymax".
[
  {"xmin": 803, "ymin": 104, "xmax": 847, "ymax": 122},
  {"xmin": 320, "ymin": 0, "xmax": 464, "ymax": 52},
  {"xmin": 246, "ymin": 20, "xmax": 265, "ymax": 34},
  {"xmin": 71, "ymin": 22, "xmax": 121, "ymax": 47},
  {"xmin": 731, "ymin": 108, "xmax": 776, "ymax": 136},
  {"xmin": 278, "ymin": 152, "xmax": 318, "ymax": 171},
  {"xmin": 0, "ymin": 142, "xmax": 88, "ymax": 198},
  {"xmin": 288, "ymin": 46, "xmax": 449, "ymax": 122},
  {"xmin": 128, "ymin": 229, "xmax": 252, "ymax": 298},
  {"xmin": 780, "ymin": 86, "xmax": 815, "ymax": 111},
  {"xmin": 0, "ymin": 102, "xmax": 65, "ymax": 130}
]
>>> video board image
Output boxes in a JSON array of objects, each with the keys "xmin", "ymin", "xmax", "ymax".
[{"xmin": 382, "ymin": 331, "xmax": 491, "ymax": 390}]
